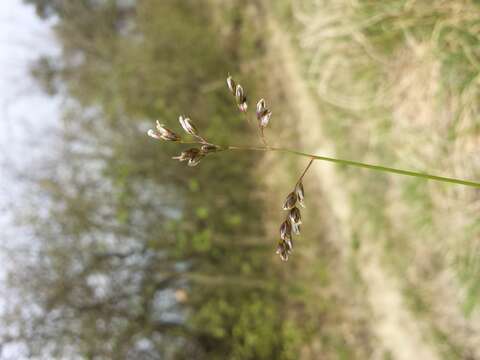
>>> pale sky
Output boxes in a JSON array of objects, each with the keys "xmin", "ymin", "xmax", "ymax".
[
  {"xmin": 0, "ymin": 1, "xmax": 59, "ymax": 250},
  {"xmin": 0, "ymin": 1, "xmax": 60, "ymax": 358}
]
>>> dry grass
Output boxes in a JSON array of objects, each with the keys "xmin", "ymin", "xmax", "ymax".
[
  {"xmin": 210, "ymin": 0, "xmax": 480, "ymax": 356},
  {"xmin": 276, "ymin": 0, "xmax": 480, "ymax": 358}
]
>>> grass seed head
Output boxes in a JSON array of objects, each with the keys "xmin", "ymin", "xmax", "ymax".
[
  {"xmin": 235, "ymin": 84, "xmax": 248, "ymax": 112},
  {"xmin": 226, "ymin": 75, "xmax": 236, "ymax": 94},
  {"xmin": 187, "ymin": 151, "xmax": 204, "ymax": 167},
  {"xmin": 295, "ymin": 182, "xmax": 305, "ymax": 207},
  {"xmin": 289, "ymin": 207, "xmax": 302, "ymax": 225},
  {"xmin": 256, "ymin": 98, "xmax": 266, "ymax": 114},
  {"xmin": 179, "ymin": 115, "xmax": 198, "ymax": 136},
  {"xmin": 201, "ymin": 144, "xmax": 219, "ymax": 153},
  {"xmin": 172, "ymin": 148, "xmax": 201, "ymax": 162},
  {"xmin": 285, "ymin": 238, "xmax": 293, "ymax": 252},
  {"xmin": 258, "ymin": 109, "xmax": 271, "ymax": 128},
  {"xmin": 283, "ymin": 191, "xmax": 297, "ymax": 210},
  {"xmin": 256, "ymin": 99, "xmax": 271, "ymax": 128},
  {"xmin": 292, "ymin": 223, "xmax": 301, "ymax": 235},
  {"xmin": 152, "ymin": 121, "xmax": 180, "ymax": 141},
  {"xmin": 280, "ymin": 220, "xmax": 292, "ymax": 241},
  {"xmin": 276, "ymin": 241, "xmax": 289, "ymax": 262}
]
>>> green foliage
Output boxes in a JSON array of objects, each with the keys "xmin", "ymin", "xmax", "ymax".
[{"xmin": 11, "ymin": 1, "xmax": 310, "ymax": 359}]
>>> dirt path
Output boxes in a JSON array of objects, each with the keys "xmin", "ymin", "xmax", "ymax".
[{"xmin": 267, "ymin": 18, "xmax": 439, "ymax": 360}]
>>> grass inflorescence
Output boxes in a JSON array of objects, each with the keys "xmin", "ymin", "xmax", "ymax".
[{"xmin": 147, "ymin": 73, "xmax": 480, "ymax": 262}]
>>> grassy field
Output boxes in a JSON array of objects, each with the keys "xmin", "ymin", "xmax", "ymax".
[{"xmin": 265, "ymin": 0, "xmax": 480, "ymax": 358}]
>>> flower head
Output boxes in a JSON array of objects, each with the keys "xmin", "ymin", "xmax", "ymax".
[
  {"xmin": 226, "ymin": 75, "xmax": 236, "ymax": 94},
  {"xmin": 235, "ymin": 85, "xmax": 248, "ymax": 112},
  {"xmin": 147, "ymin": 121, "xmax": 180, "ymax": 141},
  {"xmin": 256, "ymin": 99, "xmax": 272, "ymax": 128},
  {"xmin": 282, "ymin": 192, "xmax": 297, "ymax": 210},
  {"xmin": 276, "ymin": 178, "xmax": 308, "ymax": 260},
  {"xmin": 259, "ymin": 110, "xmax": 271, "ymax": 128},
  {"xmin": 172, "ymin": 148, "xmax": 204, "ymax": 167},
  {"xmin": 256, "ymin": 99, "xmax": 266, "ymax": 114},
  {"xmin": 188, "ymin": 151, "xmax": 205, "ymax": 167},
  {"xmin": 276, "ymin": 241, "xmax": 290, "ymax": 261},
  {"xmin": 295, "ymin": 182, "xmax": 305, "ymax": 207},
  {"xmin": 289, "ymin": 207, "xmax": 302, "ymax": 225},
  {"xmin": 292, "ymin": 223, "xmax": 301, "ymax": 235},
  {"xmin": 201, "ymin": 144, "xmax": 219, "ymax": 153},
  {"xmin": 147, "ymin": 129, "xmax": 162, "ymax": 140},
  {"xmin": 280, "ymin": 220, "xmax": 292, "ymax": 241},
  {"xmin": 284, "ymin": 238, "xmax": 293, "ymax": 252},
  {"xmin": 179, "ymin": 116, "xmax": 198, "ymax": 136}
]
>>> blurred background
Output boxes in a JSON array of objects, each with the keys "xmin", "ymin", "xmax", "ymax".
[{"xmin": 1, "ymin": 0, "xmax": 480, "ymax": 359}]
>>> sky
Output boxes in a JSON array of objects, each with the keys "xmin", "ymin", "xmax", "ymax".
[
  {"xmin": 0, "ymin": 1, "xmax": 60, "ymax": 357},
  {"xmin": 0, "ymin": 1, "xmax": 59, "ymax": 252}
]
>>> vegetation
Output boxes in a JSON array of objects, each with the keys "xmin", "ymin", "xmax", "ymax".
[
  {"xmin": 2, "ymin": 1, "xmax": 305, "ymax": 359},
  {"xmin": 3, "ymin": 0, "xmax": 480, "ymax": 359},
  {"xmin": 273, "ymin": 0, "xmax": 480, "ymax": 357}
]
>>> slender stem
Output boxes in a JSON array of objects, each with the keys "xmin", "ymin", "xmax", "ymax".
[
  {"xmin": 296, "ymin": 158, "xmax": 315, "ymax": 186},
  {"xmin": 192, "ymin": 135, "xmax": 215, "ymax": 146},
  {"xmin": 242, "ymin": 112, "xmax": 267, "ymax": 147},
  {"xmin": 227, "ymin": 145, "xmax": 480, "ymax": 188},
  {"xmin": 243, "ymin": 111, "xmax": 253, "ymax": 126},
  {"xmin": 178, "ymin": 140, "xmax": 201, "ymax": 145},
  {"xmin": 259, "ymin": 127, "xmax": 268, "ymax": 147}
]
